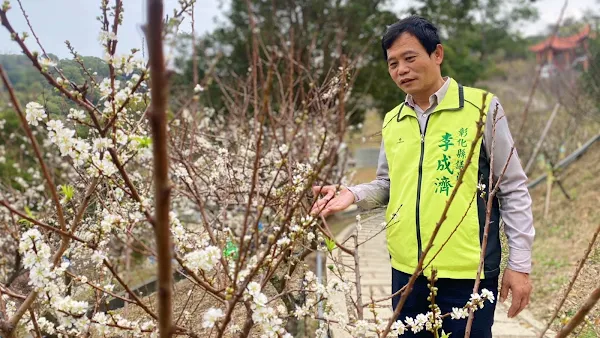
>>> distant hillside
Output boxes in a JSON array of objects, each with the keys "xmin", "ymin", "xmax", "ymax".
[{"xmin": 0, "ymin": 54, "xmax": 109, "ymax": 115}]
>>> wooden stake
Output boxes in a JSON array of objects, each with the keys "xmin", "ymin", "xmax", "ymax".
[{"xmin": 544, "ymin": 163, "xmax": 554, "ymax": 220}]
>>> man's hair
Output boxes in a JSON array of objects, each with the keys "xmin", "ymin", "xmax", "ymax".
[{"xmin": 381, "ymin": 15, "xmax": 441, "ymax": 61}]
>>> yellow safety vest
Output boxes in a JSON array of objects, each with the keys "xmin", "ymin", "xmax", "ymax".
[{"xmin": 382, "ymin": 78, "xmax": 501, "ymax": 279}]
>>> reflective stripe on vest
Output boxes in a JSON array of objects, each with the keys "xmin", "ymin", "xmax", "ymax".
[{"xmin": 382, "ymin": 78, "xmax": 497, "ymax": 279}]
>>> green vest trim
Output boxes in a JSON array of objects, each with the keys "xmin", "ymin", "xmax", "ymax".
[{"xmin": 382, "ymin": 78, "xmax": 496, "ymax": 279}]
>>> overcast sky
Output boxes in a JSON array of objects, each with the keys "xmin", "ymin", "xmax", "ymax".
[{"xmin": 0, "ymin": 0, "xmax": 597, "ymax": 58}]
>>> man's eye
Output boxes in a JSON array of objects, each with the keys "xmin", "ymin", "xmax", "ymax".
[
  {"xmin": 406, "ymin": 56, "xmax": 415, "ymax": 62},
  {"xmin": 389, "ymin": 62, "xmax": 398, "ymax": 68}
]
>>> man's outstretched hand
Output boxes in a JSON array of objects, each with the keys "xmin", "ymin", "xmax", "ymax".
[
  {"xmin": 500, "ymin": 268, "xmax": 532, "ymax": 318},
  {"xmin": 310, "ymin": 185, "xmax": 355, "ymax": 217}
]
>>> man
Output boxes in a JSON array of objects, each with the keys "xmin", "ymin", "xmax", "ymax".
[{"xmin": 311, "ymin": 16, "xmax": 534, "ymax": 337}]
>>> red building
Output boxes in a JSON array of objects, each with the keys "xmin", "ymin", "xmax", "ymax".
[{"xmin": 529, "ymin": 24, "xmax": 592, "ymax": 71}]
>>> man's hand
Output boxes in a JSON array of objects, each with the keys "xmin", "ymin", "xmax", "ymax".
[
  {"xmin": 500, "ymin": 268, "xmax": 532, "ymax": 318},
  {"xmin": 310, "ymin": 185, "xmax": 355, "ymax": 217}
]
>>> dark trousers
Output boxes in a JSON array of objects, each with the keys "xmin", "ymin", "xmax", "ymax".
[{"xmin": 392, "ymin": 268, "xmax": 498, "ymax": 338}]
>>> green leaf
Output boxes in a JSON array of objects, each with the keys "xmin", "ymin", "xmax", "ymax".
[
  {"xmin": 440, "ymin": 330, "xmax": 451, "ymax": 338},
  {"xmin": 61, "ymin": 185, "xmax": 75, "ymax": 202},
  {"xmin": 24, "ymin": 205, "xmax": 33, "ymax": 218},
  {"xmin": 324, "ymin": 237, "xmax": 336, "ymax": 253},
  {"xmin": 17, "ymin": 218, "xmax": 31, "ymax": 226},
  {"xmin": 132, "ymin": 136, "xmax": 152, "ymax": 149}
]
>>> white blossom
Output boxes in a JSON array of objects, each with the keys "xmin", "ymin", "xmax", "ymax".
[
  {"xmin": 481, "ymin": 288, "xmax": 495, "ymax": 303},
  {"xmin": 194, "ymin": 84, "xmax": 205, "ymax": 93},
  {"xmin": 25, "ymin": 102, "xmax": 47, "ymax": 126},
  {"xmin": 247, "ymin": 281, "xmax": 262, "ymax": 297},
  {"xmin": 93, "ymin": 138, "xmax": 113, "ymax": 152},
  {"xmin": 451, "ymin": 307, "xmax": 469, "ymax": 320},
  {"xmin": 202, "ymin": 308, "xmax": 224, "ymax": 328},
  {"xmin": 98, "ymin": 30, "xmax": 117, "ymax": 43},
  {"xmin": 183, "ymin": 246, "xmax": 221, "ymax": 272},
  {"xmin": 391, "ymin": 320, "xmax": 407, "ymax": 336},
  {"xmin": 39, "ymin": 57, "xmax": 57, "ymax": 68},
  {"xmin": 279, "ymin": 144, "xmax": 289, "ymax": 154}
]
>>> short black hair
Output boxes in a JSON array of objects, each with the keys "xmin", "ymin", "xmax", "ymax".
[{"xmin": 381, "ymin": 15, "xmax": 441, "ymax": 60}]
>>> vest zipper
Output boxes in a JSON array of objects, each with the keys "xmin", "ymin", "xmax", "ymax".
[{"xmin": 416, "ymin": 117, "xmax": 430, "ymax": 263}]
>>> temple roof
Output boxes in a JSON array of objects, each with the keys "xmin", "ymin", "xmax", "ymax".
[{"xmin": 529, "ymin": 24, "xmax": 591, "ymax": 52}]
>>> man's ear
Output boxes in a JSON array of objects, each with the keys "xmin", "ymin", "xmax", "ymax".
[{"xmin": 433, "ymin": 44, "xmax": 444, "ymax": 65}]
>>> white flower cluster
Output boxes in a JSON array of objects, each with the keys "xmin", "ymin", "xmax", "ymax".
[
  {"xmin": 450, "ymin": 288, "xmax": 495, "ymax": 320},
  {"xmin": 19, "ymin": 229, "xmax": 93, "ymax": 334},
  {"xmin": 46, "ymin": 119, "xmax": 92, "ymax": 166},
  {"xmin": 99, "ymin": 78, "xmax": 120, "ymax": 99},
  {"xmin": 20, "ymin": 229, "xmax": 57, "ymax": 291},
  {"xmin": 97, "ymin": 30, "xmax": 117, "ymax": 43},
  {"xmin": 245, "ymin": 281, "xmax": 291, "ymax": 337},
  {"xmin": 404, "ymin": 309, "xmax": 442, "ymax": 334},
  {"xmin": 39, "ymin": 57, "xmax": 57, "ymax": 68},
  {"xmin": 183, "ymin": 246, "xmax": 221, "ymax": 272},
  {"xmin": 352, "ymin": 319, "xmax": 375, "ymax": 336},
  {"xmin": 25, "ymin": 102, "xmax": 47, "ymax": 126},
  {"xmin": 202, "ymin": 308, "xmax": 224, "ymax": 328},
  {"xmin": 67, "ymin": 108, "xmax": 86, "ymax": 120},
  {"xmin": 92, "ymin": 312, "xmax": 156, "ymax": 336}
]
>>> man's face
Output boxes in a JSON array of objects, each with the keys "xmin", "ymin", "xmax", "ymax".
[{"xmin": 386, "ymin": 32, "xmax": 443, "ymax": 97}]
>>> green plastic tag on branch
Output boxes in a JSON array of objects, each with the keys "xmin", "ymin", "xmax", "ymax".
[{"xmin": 223, "ymin": 239, "xmax": 239, "ymax": 260}]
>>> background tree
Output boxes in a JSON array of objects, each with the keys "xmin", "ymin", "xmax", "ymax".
[
  {"xmin": 409, "ymin": 0, "xmax": 539, "ymax": 85},
  {"xmin": 171, "ymin": 0, "xmax": 539, "ymax": 122}
]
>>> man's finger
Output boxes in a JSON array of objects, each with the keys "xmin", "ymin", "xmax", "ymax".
[
  {"xmin": 499, "ymin": 276, "xmax": 510, "ymax": 303},
  {"xmin": 507, "ymin": 290, "xmax": 523, "ymax": 318},
  {"xmin": 311, "ymin": 196, "xmax": 334, "ymax": 216},
  {"xmin": 513, "ymin": 292, "xmax": 529, "ymax": 318},
  {"xmin": 312, "ymin": 186, "xmax": 324, "ymax": 197},
  {"xmin": 310, "ymin": 200, "xmax": 327, "ymax": 215}
]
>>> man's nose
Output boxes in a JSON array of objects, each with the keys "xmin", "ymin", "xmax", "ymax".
[{"xmin": 396, "ymin": 63, "xmax": 409, "ymax": 76}]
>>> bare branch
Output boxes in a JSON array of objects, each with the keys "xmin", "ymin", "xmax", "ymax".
[
  {"xmin": 146, "ymin": 1, "xmax": 173, "ymax": 337},
  {"xmin": 555, "ymin": 284, "xmax": 600, "ymax": 338}
]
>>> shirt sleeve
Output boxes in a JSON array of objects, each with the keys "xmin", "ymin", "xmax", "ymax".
[
  {"xmin": 346, "ymin": 140, "xmax": 390, "ymax": 210},
  {"xmin": 484, "ymin": 97, "xmax": 535, "ymax": 273}
]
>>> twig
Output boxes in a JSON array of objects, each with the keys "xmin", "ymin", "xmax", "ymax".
[
  {"xmin": 0, "ymin": 201, "xmax": 87, "ymax": 245},
  {"xmin": 102, "ymin": 259, "xmax": 158, "ymax": 321},
  {"xmin": 524, "ymin": 103, "xmax": 560, "ymax": 174},
  {"xmin": 538, "ymin": 222, "xmax": 600, "ymax": 337},
  {"xmin": 430, "ymin": 270, "xmax": 439, "ymax": 338},
  {"xmin": 146, "ymin": 0, "xmax": 173, "ymax": 337},
  {"xmin": 64, "ymin": 270, "xmax": 136, "ymax": 305},
  {"xmin": 352, "ymin": 234, "xmax": 364, "ymax": 319},
  {"xmin": 555, "ymin": 284, "xmax": 600, "ymax": 338},
  {"xmin": 0, "ymin": 285, "xmax": 25, "ymax": 300},
  {"xmin": 465, "ymin": 103, "xmax": 506, "ymax": 337}
]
